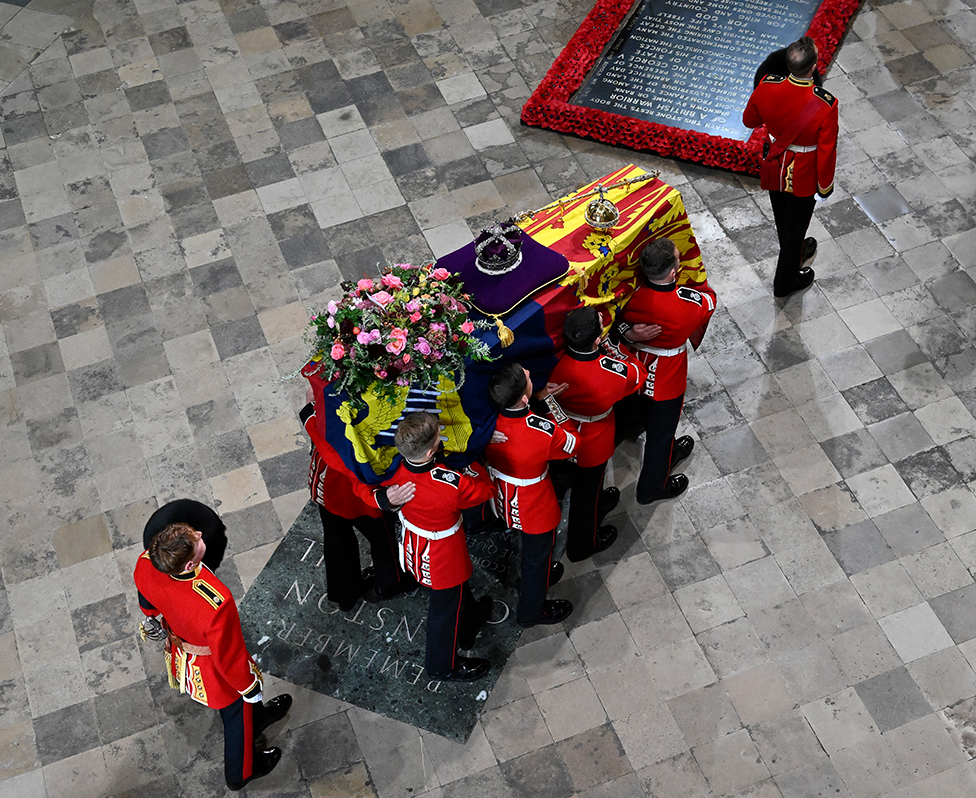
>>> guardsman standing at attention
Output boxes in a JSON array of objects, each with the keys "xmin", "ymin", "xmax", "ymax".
[
  {"xmin": 743, "ymin": 35, "xmax": 839, "ymax": 298},
  {"xmin": 134, "ymin": 523, "xmax": 292, "ymax": 792}
]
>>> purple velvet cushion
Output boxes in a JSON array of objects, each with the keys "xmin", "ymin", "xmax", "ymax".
[{"xmin": 436, "ymin": 231, "xmax": 570, "ymax": 316}]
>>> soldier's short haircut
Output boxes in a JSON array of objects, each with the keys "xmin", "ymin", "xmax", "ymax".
[
  {"xmin": 394, "ymin": 412, "xmax": 440, "ymax": 461},
  {"xmin": 786, "ymin": 36, "xmax": 817, "ymax": 77},
  {"xmin": 149, "ymin": 523, "xmax": 196, "ymax": 575},
  {"xmin": 639, "ymin": 238, "xmax": 679, "ymax": 282},
  {"xmin": 488, "ymin": 362, "xmax": 528, "ymax": 410},
  {"xmin": 564, "ymin": 306, "xmax": 602, "ymax": 351}
]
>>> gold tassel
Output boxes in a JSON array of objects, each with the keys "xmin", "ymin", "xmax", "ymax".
[
  {"xmin": 495, "ymin": 317, "xmax": 514, "ymax": 348},
  {"xmin": 165, "ymin": 649, "xmax": 179, "ymax": 691}
]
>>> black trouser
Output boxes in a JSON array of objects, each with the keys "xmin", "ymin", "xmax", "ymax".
[
  {"xmin": 636, "ymin": 394, "xmax": 684, "ymax": 503},
  {"xmin": 426, "ymin": 580, "xmax": 478, "ymax": 676},
  {"xmin": 517, "ymin": 528, "xmax": 556, "ymax": 623},
  {"xmin": 317, "ymin": 506, "xmax": 405, "ymax": 607},
  {"xmin": 769, "ymin": 190, "xmax": 816, "ymax": 295},
  {"xmin": 219, "ymin": 697, "xmax": 254, "ymax": 788},
  {"xmin": 566, "ymin": 461, "xmax": 607, "ymax": 562}
]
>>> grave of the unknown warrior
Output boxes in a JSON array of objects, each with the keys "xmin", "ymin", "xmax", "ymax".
[
  {"xmin": 238, "ymin": 501, "xmax": 524, "ymax": 742},
  {"xmin": 573, "ymin": 0, "xmax": 821, "ymax": 141}
]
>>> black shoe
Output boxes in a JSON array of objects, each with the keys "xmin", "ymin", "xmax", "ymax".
[
  {"xmin": 593, "ymin": 525, "xmax": 617, "ymax": 555},
  {"xmin": 773, "ymin": 267, "xmax": 815, "ymax": 298},
  {"xmin": 227, "ymin": 747, "xmax": 282, "ymax": 791},
  {"xmin": 597, "ymin": 487, "xmax": 620, "ymax": 522},
  {"xmin": 368, "ymin": 574, "xmax": 418, "ymax": 602},
  {"xmin": 549, "ymin": 561, "xmax": 564, "ymax": 586},
  {"xmin": 430, "ymin": 656, "xmax": 490, "ymax": 682},
  {"xmin": 338, "ymin": 568, "xmax": 375, "ymax": 612},
  {"xmin": 254, "ymin": 694, "xmax": 292, "ymax": 737},
  {"xmin": 518, "ymin": 599, "xmax": 573, "ymax": 627},
  {"xmin": 459, "ymin": 596, "xmax": 493, "ymax": 650},
  {"xmin": 669, "ymin": 436, "xmax": 694, "ymax": 471},
  {"xmin": 636, "ymin": 474, "xmax": 689, "ymax": 505},
  {"xmin": 802, "ymin": 237, "xmax": 817, "ymax": 261}
]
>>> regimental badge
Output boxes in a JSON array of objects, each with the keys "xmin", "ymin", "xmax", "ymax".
[
  {"xmin": 677, "ymin": 286, "xmax": 704, "ymax": 306},
  {"xmin": 600, "ymin": 356, "xmax": 627, "ymax": 376},
  {"xmin": 432, "ymin": 467, "xmax": 460, "ymax": 487},
  {"xmin": 527, "ymin": 415, "xmax": 554, "ymax": 435}
]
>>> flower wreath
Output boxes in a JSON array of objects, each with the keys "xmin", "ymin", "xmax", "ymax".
[
  {"xmin": 306, "ymin": 263, "xmax": 494, "ymax": 406},
  {"xmin": 520, "ymin": 0, "xmax": 861, "ymax": 174}
]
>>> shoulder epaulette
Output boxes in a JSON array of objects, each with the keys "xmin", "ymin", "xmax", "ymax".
[
  {"xmin": 192, "ymin": 578, "xmax": 226, "ymax": 610},
  {"xmin": 761, "ymin": 74, "xmax": 787, "ymax": 84},
  {"xmin": 431, "ymin": 467, "xmax": 460, "ymax": 488},
  {"xmin": 813, "ymin": 86, "xmax": 836, "ymax": 106},
  {"xmin": 526, "ymin": 415, "xmax": 554, "ymax": 435},
  {"xmin": 599, "ymin": 356, "xmax": 627, "ymax": 376}
]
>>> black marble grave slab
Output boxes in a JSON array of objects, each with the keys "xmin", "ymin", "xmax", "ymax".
[
  {"xmin": 573, "ymin": 0, "xmax": 820, "ymax": 141},
  {"xmin": 239, "ymin": 501, "xmax": 524, "ymax": 742}
]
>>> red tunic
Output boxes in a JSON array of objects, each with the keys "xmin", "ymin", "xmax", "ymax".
[
  {"xmin": 382, "ymin": 460, "xmax": 494, "ymax": 589},
  {"xmin": 615, "ymin": 280, "xmax": 716, "ymax": 401},
  {"xmin": 134, "ymin": 554, "xmax": 262, "ymax": 710},
  {"xmin": 484, "ymin": 408, "xmax": 577, "ymax": 534},
  {"xmin": 743, "ymin": 75, "xmax": 839, "ymax": 197},
  {"xmin": 548, "ymin": 348, "xmax": 646, "ymax": 467},
  {"xmin": 301, "ymin": 402, "xmax": 381, "ymax": 520}
]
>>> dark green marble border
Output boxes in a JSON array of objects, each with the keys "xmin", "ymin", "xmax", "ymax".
[{"xmin": 239, "ymin": 501, "xmax": 524, "ymax": 742}]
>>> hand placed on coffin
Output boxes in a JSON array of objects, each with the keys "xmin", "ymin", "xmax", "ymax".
[
  {"xmin": 625, "ymin": 323, "xmax": 662, "ymax": 342},
  {"xmin": 490, "ymin": 429, "xmax": 508, "ymax": 444},
  {"xmin": 533, "ymin": 382, "xmax": 569, "ymax": 400},
  {"xmin": 386, "ymin": 482, "xmax": 416, "ymax": 507}
]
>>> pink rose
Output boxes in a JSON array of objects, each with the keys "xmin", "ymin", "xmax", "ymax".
[
  {"xmin": 327, "ymin": 300, "xmax": 338, "ymax": 314},
  {"xmin": 374, "ymin": 367, "xmax": 388, "ymax": 378},
  {"xmin": 357, "ymin": 278, "xmax": 374, "ymax": 292},
  {"xmin": 381, "ymin": 274, "xmax": 404, "ymax": 289},
  {"xmin": 404, "ymin": 300, "xmax": 420, "ymax": 313},
  {"xmin": 460, "ymin": 320, "xmax": 474, "ymax": 334},
  {"xmin": 414, "ymin": 339, "xmax": 432, "ymax": 355},
  {"xmin": 386, "ymin": 338, "xmax": 406, "ymax": 355},
  {"xmin": 370, "ymin": 290, "xmax": 394, "ymax": 307},
  {"xmin": 430, "ymin": 267, "xmax": 450, "ymax": 281},
  {"xmin": 409, "ymin": 311, "xmax": 422, "ymax": 323},
  {"xmin": 330, "ymin": 342, "xmax": 346, "ymax": 360}
]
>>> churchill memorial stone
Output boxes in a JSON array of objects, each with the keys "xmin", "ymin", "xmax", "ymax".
[
  {"xmin": 573, "ymin": 0, "xmax": 821, "ymax": 141},
  {"xmin": 239, "ymin": 501, "xmax": 525, "ymax": 742}
]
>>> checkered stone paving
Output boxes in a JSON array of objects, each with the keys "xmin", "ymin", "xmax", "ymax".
[{"xmin": 2, "ymin": 0, "xmax": 976, "ymax": 795}]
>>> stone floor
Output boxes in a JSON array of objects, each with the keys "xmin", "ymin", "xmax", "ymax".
[{"xmin": 2, "ymin": 0, "xmax": 976, "ymax": 794}]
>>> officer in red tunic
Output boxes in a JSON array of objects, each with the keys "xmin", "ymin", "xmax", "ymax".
[
  {"xmin": 548, "ymin": 306, "xmax": 647, "ymax": 561},
  {"xmin": 362, "ymin": 412, "xmax": 494, "ymax": 681},
  {"xmin": 300, "ymin": 393, "xmax": 414, "ymax": 611},
  {"xmin": 134, "ymin": 523, "xmax": 292, "ymax": 791},
  {"xmin": 485, "ymin": 363, "xmax": 576, "ymax": 627},
  {"xmin": 614, "ymin": 238, "xmax": 716, "ymax": 504},
  {"xmin": 743, "ymin": 35, "xmax": 839, "ymax": 298}
]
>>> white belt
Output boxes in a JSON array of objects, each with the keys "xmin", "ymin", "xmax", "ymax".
[
  {"xmin": 769, "ymin": 134, "xmax": 816, "ymax": 154},
  {"xmin": 398, "ymin": 512, "xmax": 461, "ymax": 540},
  {"xmin": 633, "ymin": 342, "xmax": 686, "ymax": 357},
  {"xmin": 566, "ymin": 409, "xmax": 612, "ymax": 423},
  {"xmin": 489, "ymin": 466, "xmax": 548, "ymax": 487}
]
